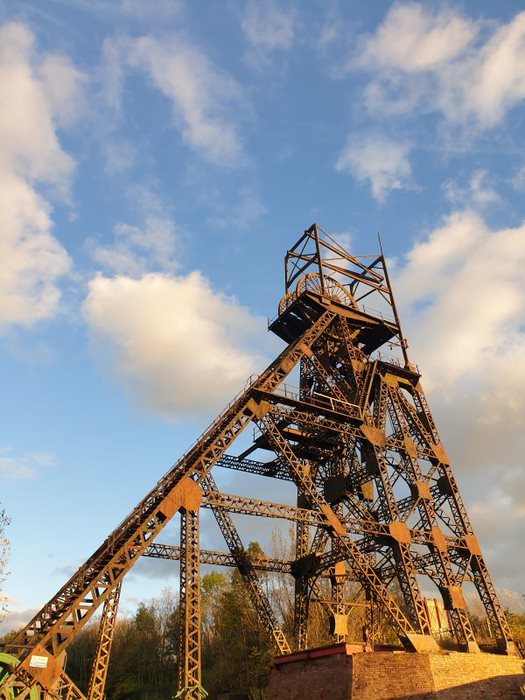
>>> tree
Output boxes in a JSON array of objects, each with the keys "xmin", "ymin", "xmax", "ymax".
[
  {"xmin": 201, "ymin": 544, "xmax": 273, "ymax": 699},
  {"xmin": 105, "ymin": 589, "xmax": 179, "ymax": 700},
  {"xmin": 0, "ymin": 505, "xmax": 10, "ymax": 621}
]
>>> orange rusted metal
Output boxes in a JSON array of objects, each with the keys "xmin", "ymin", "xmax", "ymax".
[{"xmin": 1, "ymin": 223, "xmax": 518, "ymax": 700}]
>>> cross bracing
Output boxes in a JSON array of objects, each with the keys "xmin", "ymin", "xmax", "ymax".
[{"xmin": 0, "ymin": 223, "xmax": 519, "ymax": 700}]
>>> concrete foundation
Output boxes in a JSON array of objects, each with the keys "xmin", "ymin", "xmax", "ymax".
[{"xmin": 268, "ymin": 643, "xmax": 525, "ymax": 699}]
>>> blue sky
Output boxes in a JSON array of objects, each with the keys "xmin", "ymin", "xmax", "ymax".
[{"xmin": 1, "ymin": 0, "xmax": 525, "ymax": 630}]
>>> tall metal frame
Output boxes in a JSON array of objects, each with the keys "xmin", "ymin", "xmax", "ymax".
[
  {"xmin": 1, "ymin": 223, "xmax": 519, "ymax": 700},
  {"xmin": 87, "ymin": 582, "xmax": 121, "ymax": 700},
  {"xmin": 178, "ymin": 503, "xmax": 202, "ymax": 696}
]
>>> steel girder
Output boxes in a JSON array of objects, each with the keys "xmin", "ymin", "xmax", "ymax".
[
  {"xmin": 145, "ymin": 542, "xmax": 293, "ymax": 574},
  {"xmin": 259, "ymin": 410, "xmax": 438, "ymax": 652},
  {"xmin": 201, "ymin": 473, "xmax": 291, "ymax": 655},
  {"xmin": 87, "ymin": 581, "xmax": 121, "ymax": 700},
  {"xmin": 1, "ymin": 311, "xmax": 336, "ymax": 698},
  {"xmin": 2, "ymin": 226, "xmax": 519, "ymax": 700},
  {"xmin": 178, "ymin": 501, "xmax": 203, "ymax": 699}
]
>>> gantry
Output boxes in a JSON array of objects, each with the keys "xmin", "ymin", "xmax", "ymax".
[{"xmin": 0, "ymin": 224, "xmax": 519, "ymax": 700}]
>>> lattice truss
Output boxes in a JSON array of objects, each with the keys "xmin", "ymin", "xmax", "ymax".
[{"xmin": 0, "ymin": 224, "xmax": 519, "ymax": 700}]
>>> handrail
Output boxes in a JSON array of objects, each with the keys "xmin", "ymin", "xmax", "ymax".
[
  {"xmin": 375, "ymin": 351, "xmax": 420, "ymax": 374},
  {"xmin": 271, "ymin": 383, "xmax": 361, "ymax": 417},
  {"xmin": 360, "ymin": 305, "xmax": 395, "ymax": 324}
]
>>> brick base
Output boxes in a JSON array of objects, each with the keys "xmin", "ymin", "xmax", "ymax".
[{"xmin": 268, "ymin": 644, "xmax": 525, "ymax": 699}]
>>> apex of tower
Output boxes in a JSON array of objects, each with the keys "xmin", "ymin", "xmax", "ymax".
[{"xmin": 270, "ymin": 223, "xmax": 408, "ymax": 363}]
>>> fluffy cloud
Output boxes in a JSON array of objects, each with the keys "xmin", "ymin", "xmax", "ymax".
[
  {"xmin": 0, "ymin": 23, "xmax": 82, "ymax": 330},
  {"xmin": 0, "ymin": 171, "xmax": 70, "ymax": 327},
  {"xmin": 87, "ymin": 187, "xmax": 182, "ymax": 276},
  {"xmin": 355, "ymin": 5, "xmax": 525, "ymax": 130},
  {"xmin": 397, "ymin": 210, "xmax": 525, "ymax": 384},
  {"xmin": 88, "ymin": 216, "xmax": 179, "ymax": 277},
  {"xmin": 395, "ymin": 208, "xmax": 525, "ymax": 574},
  {"xmin": 106, "ymin": 35, "xmax": 244, "ymax": 166},
  {"xmin": 443, "ymin": 170, "xmax": 501, "ymax": 209},
  {"xmin": 469, "ymin": 493, "xmax": 525, "ymax": 591},
  {"xmin": 358, "ymin": 4, "xmax": 477, "ymax": 73},
  {"xmin": 336, "ymin": 133, "xmax": 412, "ymax": 201},
  {"xmin": 0, "ymin": 596, "xmax": 37, "ymax": 634},
  {"xmin": 84, "ymin": 272, "xmax": 267, "ymax": 419}
]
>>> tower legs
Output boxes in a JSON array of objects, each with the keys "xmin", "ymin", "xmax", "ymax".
[{"xmin": 178, "ymin": 498, "xmax": 205, "ymax": 699}]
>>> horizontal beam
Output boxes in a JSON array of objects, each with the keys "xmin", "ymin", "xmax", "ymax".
[
  {"xmin": 216, "ymin": 454, "xmax": 291, "ymax": 481},
  {"xmin": 145, "ymin": 543, "xmax": 292, "ymax": 574},
  {"xmin": 202, "ymin": 490, "xmax": 325, "ymax": 526},
  {"xmin": 200, "ymin": 490, "xmax": 467, "ymax": 555}
]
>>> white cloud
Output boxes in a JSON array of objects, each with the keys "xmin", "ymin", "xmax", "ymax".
[
  {"xmin": 106, "ymin": 35, "xmax": 244, "ymax": 166},
  {"xmin": 0, "ymin": 25, "xmax": 77, "ymax": 191},
  {"xmin": 336, "ymin": 133, "xmax": 412, "ymax": 201},
  {"xmin": 0, "ymin": 170, "xmax": 71, "ymax": 327},
  {"xmin": 395, "ymin": 209, "xmax": 525, "ymax": 531},
  {"xmin": 393, "ymin": 206, "xmax": 525, "ymax": 590},
  {"xmin": 0, "ymin": 602, "xmax": 38, "ymax": 634},
  {"xmin": 443, "ymin": 169, "xmax": 501, "ymax": 209},
  {"xmin": 0, "ymin": 448, "xmax": 55, "ymax": 479},
  {"xmin": 466, "ymin": 13, "xmax": 525, "ymax": 127},
  {"xmin": 397, "ymin": 209, "xmax": 525, "ymax": 383},
  {"xmin": 358, "ymin": 4, "xmax": 477, "ymax": 73},
  {"xmin": 0, "ymin": 458, "xmax": 35, "ymax": 479},
  {"xmin": 37, "ymin": 53, "xmax": 86, "ymax": 129},
  {"xmin": 88, "ymin": 216, "xmax": 180, "ymax": 277},
  {"xmin": 87, "ymin": 187, "xmax": 182, "ymax": 276},
  {"xmin": 0, "ymin": 22, "xmax": 82, "ymax": 331},
  {"xmin": 355, "ymin": 5, "xmax": 525, "ymax": 130},
  {"xmin": 241, "ymin": 0, "xmax": 296, "ymax": 52},
  {"xmin": 84, "ymin": 272, "xmax": 267, "ymax": 419}
]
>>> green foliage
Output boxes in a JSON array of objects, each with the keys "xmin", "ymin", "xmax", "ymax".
[
  {"xmin": 65, "ymin": 622, "xmax": 97, "ymax": 691},
  {"xmin": 202, "ymin": 564, "xmax": 272, "ymax": 699},
  {"xmin": 67, "ymin": 589, "xmax": 179, "ymax": 700},
  {"xmin": 506, "ymin": 612, "xmax": 525, "ymax": 647},
  {"xmin": 65, "ymin": 546, "xmax": 273, "ymax": 700},
  {"xmin": 46, "ymin": 541, "xmax": 525, "ymax": 699}
]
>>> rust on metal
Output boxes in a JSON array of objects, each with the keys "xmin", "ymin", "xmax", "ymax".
[{"xmin": 0, "ymin": 222, "xmax": 519, "ymax": 700}]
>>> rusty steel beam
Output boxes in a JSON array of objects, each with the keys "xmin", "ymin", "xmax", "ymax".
[
  {"xmin": 259, "ymin": 410, "xmax": 439, "ymax": 652},
  {"xmin": 145, "ymin": 542, "xmax": 293, "ymax": 574},
  {"xmin": 178, "ymin": 494, "xmax": 202, "ymax": 699},
  {"xmin": 2, "ymin": 310, "xmax": 336, "ymax": 697},
  {"xmin": 2, "ymin": 225, "xmax": 519, "ymax": 699},
  {"xmin": 87, "ymin": 582, "xmax": 121, "ymax": 700},
  {"xmin": 216, "ymin": 454, "xmax": 291, "ymax": 481},
  {"xmin": 201, "ymin": 473, "xmax": 291, "ymax": 655}
]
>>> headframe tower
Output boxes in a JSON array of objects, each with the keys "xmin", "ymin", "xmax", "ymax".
[{"xmin": 0, "ymin": 224, "xmax": 518, "ymax": 700}]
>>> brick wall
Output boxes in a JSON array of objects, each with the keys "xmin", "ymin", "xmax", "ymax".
[
  {"xmin": 429, "ymin": 653, "xmax": 525, "ymax": 699},
  {"xmin": 268, "ymin": 653, "xmax": 353, "ymax": 700},
  {"xmin": 351, "ymin": 652, "xmax": 433, "ymax": 698},
  {"xmin": 268, "ymin": 650, "xmax": 525, "ymax": 699}
]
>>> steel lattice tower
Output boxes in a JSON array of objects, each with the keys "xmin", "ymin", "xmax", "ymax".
[{"xmin": 0, "ymin": 224, "xmax": 519, "ymax": 700}]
